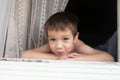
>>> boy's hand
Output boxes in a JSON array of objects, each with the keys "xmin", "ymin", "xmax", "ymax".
[
  {"xmin": 67, "ymin": 52, "xmax": 81, "ymax": 58},
  {"xmin": 57, "ymin": 55, "xmax": 69, "ymax": 60},
  {"xmin": 57, "ymin": 52, "xmax": 81, "ymax": 60}
]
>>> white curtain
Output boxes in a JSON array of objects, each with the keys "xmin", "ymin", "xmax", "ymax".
[
  {"xmin": 0, "ymin": 0, "xmax": 13, "ymax": 57},
  {"xmin": 0, "ymin": 0, "xmax": 69, "ymax": 58}
]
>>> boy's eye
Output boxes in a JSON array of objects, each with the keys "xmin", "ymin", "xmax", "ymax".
[
  {"xmin": 49, "ymin": 38, "xmax": 56, "ymax": 41},
  {"xmin": 64, "ymin": 38, "xmax": 69, "ymax": 40}
]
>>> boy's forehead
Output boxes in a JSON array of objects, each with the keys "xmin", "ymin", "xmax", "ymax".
[{"xmin": 48, "ymin": 28, "xmax": 73, "ymax": 35}]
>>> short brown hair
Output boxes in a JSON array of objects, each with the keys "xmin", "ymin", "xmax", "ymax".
[{"xmin": 44, "ymin": 12, "xmax": 79, "ymax": 37}]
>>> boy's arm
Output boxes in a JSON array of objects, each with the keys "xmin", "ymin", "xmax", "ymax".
[
  {"xmin": 73, "ymin": 39, "xmax": 114, "ymax": 62},
  {"xmin": 21, "ymin": 44, "xmax": 58, "ymax": 59}
]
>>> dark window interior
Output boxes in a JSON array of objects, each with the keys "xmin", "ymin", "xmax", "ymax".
[{"xmin": 65, "ymin": 0, "xmax": 117, "ymax": 47}]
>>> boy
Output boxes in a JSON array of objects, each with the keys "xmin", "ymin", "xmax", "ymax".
[{"xmin": 21, "ymin": 12, "xmax": 114, "ymax": 61}]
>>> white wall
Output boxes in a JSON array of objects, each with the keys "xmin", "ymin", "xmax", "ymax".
[{"xmin": 118, "ymin": 0, "xmax": 120, "ymax": 62}]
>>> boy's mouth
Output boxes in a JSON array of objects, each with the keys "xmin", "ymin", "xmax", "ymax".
[{"xmin": 56, "ymin": 51, "xmax": 65, "ymax": 56}]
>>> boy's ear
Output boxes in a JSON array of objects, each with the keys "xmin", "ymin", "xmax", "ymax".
[{"xmin": 74, "ymin": 32, "xmax": 79, "ymax": 42}]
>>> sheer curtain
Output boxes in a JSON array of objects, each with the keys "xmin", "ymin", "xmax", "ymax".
[
  {"xmin": 0, "ymin": 0, "xmax": 31, "ymax": 58},
  {"xmin": 0, "ymin": 0, "xmax": 69, "ymax": 58},
  {"xmin": 0, "ymin": 0, "xmax": 13, "ymax": 57}
]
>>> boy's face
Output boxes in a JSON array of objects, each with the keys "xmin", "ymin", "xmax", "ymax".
[{"xmin": 48, "ymin": 28, "xmax": 78, "ymax": 57}]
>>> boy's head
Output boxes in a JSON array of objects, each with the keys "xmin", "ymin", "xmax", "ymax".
[
  {"xmin": 44, "ymin": 12, "xmax": 79, "ymax": 56},
  {"xmin": 44, "ymin": 11, "xmax": 79, "ymax": 37}
]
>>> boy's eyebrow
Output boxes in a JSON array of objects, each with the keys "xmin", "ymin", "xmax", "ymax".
[
  {"xmin": 64, "ymin": 35, "xmax": 71, "ymax": 37},
  {"xmin": 48, "ymin": 35, "xmax": 55, "ymax": 38}
]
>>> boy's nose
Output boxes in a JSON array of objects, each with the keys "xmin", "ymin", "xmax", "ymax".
[{"xmin": 56, "ymin": 41, "xmax": 63, "ymax": 48}]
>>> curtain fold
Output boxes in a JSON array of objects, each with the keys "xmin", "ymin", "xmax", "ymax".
[
  {"xmin": 3, "ymin": 0, "xmax": 31, "ymax": 58},
  {"xmin": 0, "ymin": 0, "xmax": 69, "ymax": 58},
  {"xmin": 0, "ymin": 0, "xmax": 12, "ymax": 57}
]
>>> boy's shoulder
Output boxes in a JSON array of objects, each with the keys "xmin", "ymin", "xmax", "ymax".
[{"xmin": 31, "ymin": 43, "xmax": 51, "ymax": 53}]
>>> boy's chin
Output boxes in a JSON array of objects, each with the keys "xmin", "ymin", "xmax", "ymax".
[{"xmin": 55, "ymin": 53, "xmax": 67, "ymax": 57}]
